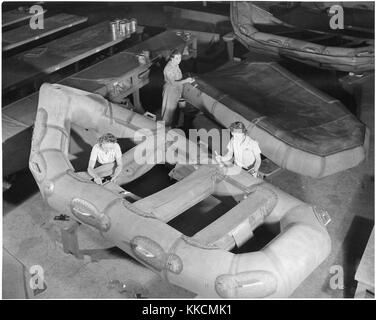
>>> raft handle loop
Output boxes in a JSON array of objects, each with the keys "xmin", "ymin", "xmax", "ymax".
[
  {"xmin": 251, "ymin": 116, "xmax": 266, "ymax": 125},
  {"xmin": 240, "ymin": 280, "xmax": 262, "ymax": 288},
  {"xmin": 72, "ymin": 207, "xmax": 91, "ymax": 217},
  {"xmin": 31, "ymin": 162, "xmax": 42, "ymax": 174},
  {"xmin": 135, "ymin": 245, "xmax": 155, "ymax": 258},
  {"xmin": 305, "ymin": 47, "xmax": 320, "ymax": 53},
  {"xmin": 266, "ymin": 38, "xmax": 283, "ymax": 46}
]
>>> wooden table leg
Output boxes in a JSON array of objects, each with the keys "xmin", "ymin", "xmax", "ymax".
[
  {"xmin": 191, "ymin": 37, "xmax": 198, "ymax": 59},
  {"xmin": 136, "ymin": 26, "xmax": 145, "ymax": 42},
  {"xmin": 61, "ymin": 221, "xmax": 83, "ymax": 259},
  {"xmin": 223, "ymin": 33, "xmax": 235, "ymax": 62},
  {"xmin": 132, "ymin": 89, "xmax": 145, "ymax": 114}
]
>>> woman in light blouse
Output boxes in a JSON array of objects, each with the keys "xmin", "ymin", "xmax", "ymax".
[
  {"xmin": 87, "ymin": 133, "xmax": 123, "ymax": 185},
  {"xmin": 161, "ymin": 49, "xmax": 194, "ymax": 126}
]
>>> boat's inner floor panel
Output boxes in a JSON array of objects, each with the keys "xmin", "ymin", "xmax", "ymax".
[{"xmin": 196, "ymin": 61, "xmax": 366, "ymax": 156}]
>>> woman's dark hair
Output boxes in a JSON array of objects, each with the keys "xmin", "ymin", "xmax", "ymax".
[
  {"xmin": 98, "ymin": 133, "xmax": 117, "ymax": 145},
  {"xmin": 229, "ymin": 121, "xmax": 247, "ymax": 133},
  {"xmin": 169, "ymin": 49, "xmax": 181, "ymax": 61}
]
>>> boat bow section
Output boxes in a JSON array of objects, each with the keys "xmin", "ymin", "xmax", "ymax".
[{"xmin": 183, "ymin": 61, "xmax": 369, "ymax": 177}]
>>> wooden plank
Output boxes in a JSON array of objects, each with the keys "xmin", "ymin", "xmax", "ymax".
[
  {"xmin": 2, "ymin": 7, "xmax": 47, "ymax": 28},
  {"xmin": 2, "ymin": 94, "xmax": 39, "ymax": 132},
  {"xmin": 163, "ymin": 4, "xmax": 229, "ymax": 25},
  {"xmin": 60, "ymin": 51, "xmax": 145, "ymax": 93},
  {"xmin": 3, "ymin": 21, "xmax": 132, "ymax": 93},
  {"xmin": 2, "ymin": 13, "xmax": 88, "ymax": 51},
  {"xmin": 2, "ymin": 249, "xmax": 33, "ymax": 298},
  {"xmin": 355, "ymin": 227, "xmax": 375, "ymax": 296},
  {"xmin": 2, "ymin": 114, "xmax": 33, "ymax": 176},
  {"xmin": 2, "ymin": 115, "xmax": 30, "ymax": 142}
]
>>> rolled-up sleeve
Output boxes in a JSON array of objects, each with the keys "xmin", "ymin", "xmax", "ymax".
[
  {"xmin": 89, "ymin": 145, "xmax": 98, "ymax": 165},
  {"xmin": 252, "ymin": 141, "xmax": 261, "ymax": 155},
  {"xmin": 115, "ymin": 144, "xmax": 122, "ymax": 161}
]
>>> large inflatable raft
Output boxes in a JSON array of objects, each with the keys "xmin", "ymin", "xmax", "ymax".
[
  {"xmin": 29, "ymin": 83, "xmax": 331, "ymax": 298},
  {"xmin": 183, "ymin": 60, "xmax": 369, "ymax": 178},
  {"xmin": 230, "ymin": 2, "xmax": 374, "ymax": 72}
]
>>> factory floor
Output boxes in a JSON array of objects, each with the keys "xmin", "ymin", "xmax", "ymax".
[{"xmin": 2, "ymin": 2, "xmax": 374, "ymax": 299}]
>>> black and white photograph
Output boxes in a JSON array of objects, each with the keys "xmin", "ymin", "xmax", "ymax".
[{"xmin": 1, "ymin": 0, "xmax": 374, "ymax": 303}]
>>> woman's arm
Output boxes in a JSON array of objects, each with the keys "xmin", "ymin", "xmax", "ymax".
[
  {"xmin": 216, "ymin": 140, "xmax": 234, "ymax": 163},
  {"xmin": 165, "ymin": 67, "xmax": 193, "ymax": 85},
  {"xmin": 111, "ymin": 156, "xmax": 123, "ymax": 182},
  {"xmin": 88, "ymin": 162, "xmax": 102, "ymax": 184},
  {"xmin": 87, "ymin": 147, "xmax": 102, "ymax": 184},
  {"xmin": 111, "ymin": 144, "xmax": 123, "ymax": 182},
  {"xmin": 253, "ymin": 151, "xmax": 261, "ymax": 172},
  {"xmin": 175, "ymin": 77, "xmax": 193, "ymax": 85}
]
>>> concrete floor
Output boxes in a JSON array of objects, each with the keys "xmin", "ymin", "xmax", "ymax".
[{"xmin": 2, "ymin": 2, "xmax": 374, "ymax": 299}]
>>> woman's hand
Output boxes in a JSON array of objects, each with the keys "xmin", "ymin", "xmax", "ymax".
[
  {"xmin": 94, "ymin": 177, "xmax": 103, "ymax": 185},
  {"xmin": 248, "ymin": 168, "xmax": 259, "ymax": 178},
  {"xmin": 185, "ymin": 77, "xmax": 194, "ymax": 84},
  {"xmin": 214, "ymin": 151, "xmax": 223, "ymax": 166}
]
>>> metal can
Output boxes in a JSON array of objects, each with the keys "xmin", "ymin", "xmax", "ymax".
[
  {"xmin": 130, "ymin": 18, "xmax": 137, "ymax": 33},
  {"xmin": 110, "ymin": 21, "xmax": 117, "ymax": 38},
  {"xmin": 114, "ymin": 19, "xmax": 121, "ymax": 32},
  {"xmin": 124, "ymin": 19, "xmax": 131, "ymax": 35},
  {"xmin": 119, "ymin": 20, "xmax": 127, "ymax": 36}
]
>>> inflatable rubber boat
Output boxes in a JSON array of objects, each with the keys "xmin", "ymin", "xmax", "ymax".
[
  {"xmin": 230, "ymin": 2, "xmax": 374, "ymax": 72},
  {"xmin": 29, "ymin": 83, "xmax": 331, "ymax": 298},
  {"xmin": 183, "ymin": 60, "xmax": 369, "ymax": 178}
]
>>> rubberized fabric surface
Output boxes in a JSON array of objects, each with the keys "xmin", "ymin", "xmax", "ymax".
[{"xmin": 196, "ymin": 61, "xmax": 365, "ymax": 156}]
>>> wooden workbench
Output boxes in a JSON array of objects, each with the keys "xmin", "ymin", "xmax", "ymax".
[
  {"xmin": 2, "ymin": 30, "xmax": 197, "ymax": 177},
  {"xmin": 2, "ymin": 13, "xmax": 88, "ymax": 52},
  {"xmin": 3, "ymin": 21, "xmax": 134, "ymax": 94},
  {"xmin": 60, "ymin": 30, "xmax": 197, "ymax": 111},
  {"xmin": 126, "ymin": 29, "xmax": 197, "ymax": 60}
]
